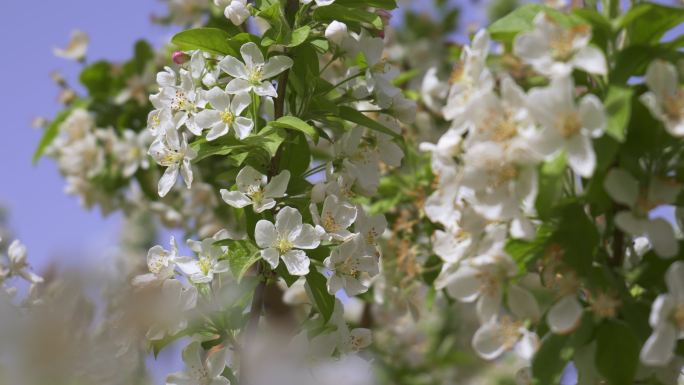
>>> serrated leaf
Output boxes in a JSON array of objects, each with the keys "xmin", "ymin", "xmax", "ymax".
[
  {"xmin": 271, "ymin": 116, "xmax": 319, "ymax": 143},
  {"xmin": 337, "ymin": 106, "xmax": 401, "ymax": 140},
  {"xmin": 305, "ymin": 270, "xmax": 335, "ymax": 323}
]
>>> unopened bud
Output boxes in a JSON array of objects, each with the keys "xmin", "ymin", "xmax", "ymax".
[
  {"xmin": 325, "ymin": 21, "xmax": 348, "ymax": 45},
  {"xmin": 172, "ymin": 51, "xmax": 191, "ymax": 65}
]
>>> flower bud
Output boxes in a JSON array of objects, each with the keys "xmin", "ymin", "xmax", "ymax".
[
  {"xmin": 172, "ymin": 51, "xmax": 190, "ymax": 65},
  {"xmin": 325, "ymin": 21, "xmax": 348, "ymax": 45}
]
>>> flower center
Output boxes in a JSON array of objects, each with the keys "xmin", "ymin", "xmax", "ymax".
[
  {"xmin": 161, "ymin": 149, "xmax": 185, "ymax": 166},
  {"xmin": 549, "ymin": 25, "xmax": 589, "ymax": 62},
  {"xmin": 171, "ymin": 90, "xmax": 189, "ymax": 111},
  {"xmin": 499, "ymin": 316, "xmax": 524, "ymax": 349},
  {"xmin": 558, "ymin": 113, "xmax": 582, "ymax": 138},
  {"xmin": 490, "ymin": 113, "xmax": 518, "ymax": 142},
  {"xmin": 247, "ymin": 186, "xmax": 264, "ymax": 203},
  {"xmin": 663, "ymin": 90, "xmax": 684, "ymax": 122},
  {"xmin": 322, "ymin": 214, "xmax": 341, "ymax": 233},
  {"xmin": 198, "ymin": 257, "xmax": 212, "ymax": 276},
  {"xmin": 148, "ymin": 255, "xmax": 168, "ymax": 274},
  {"xmin": 151, "ymin": 112, "xmax": 161, "ymax": 128},
  {"xmin": 672, "ymin": 304, "xmax": 684, "ymax": 330},
  {"xmin": 248, "ymin": 65, "xmax": 264, "ymax": 85},
  {"xmin": 476, "ymin": 270, "xmax": 500, "ymax": 297},
  {"xmin": 276, "ymin": 238, "xmax": 294, "ymax": 254},
  {"xmin": 220, "ymin": 110, "xmax": 235, "ymax": 125}
]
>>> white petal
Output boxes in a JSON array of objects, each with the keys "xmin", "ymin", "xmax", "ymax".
[
  {"xmin": 566, "ymin": 134, "xmax": 596, "ymax": 178},
  {"xmin": 264, "ymin": 170, "xmax": 290, "ymax": 198},
  {"xmin": 640, "ymin": 324, "xmax": 677, "ymax": 367},
  {"xmin": 444, "ymin": 265, "xmax": 481, "ymax": 302},
  {"xmin": 194, "ymin": 109, "xmax": 222, "ymax": 130},
  {"xmin": 275, "ymin": 207, "xmax": 302, "ymax": 237},
  {"xmin": 206, "ymin": 86, "xmax": 231, "ymax": 111},
  {"xmin": 646, "ymin": 219, "xmax": 679, "ymax": 258},
  {"xmin": 579, "ymin": 94, "xmax": 606, "ymax": 137},
  {"xmin": 158, "ymin": 165, "xmax": 179, "ymax": 197},
  {"xmin": 262, "ymin": 56, "xmax": 294, "ymax": 79},
  {"xmin": 649, "ymin": 294, "xmax": 675, "ymax": 328},
  {"xmin": 476, "ymin": 290, "xmax": 502, "ymax": 324},
  {"xmin": 547, "ymin": 295, "xmax": 583, "ymax": 334},
  {"xmin": 253, "ymin": 81, "xmax": 278, "ymax": 98},
  {"xmin": 572, "ymin": 45, "xmax": 607, "ymax": 75},
  {"xmin": 282, "ymin": 250, "xmax": 310, "ymax": 276},
  {"xmin": 240, "ymin": 42, "xmax": 265, "ymax": 68},
  {"xmin": 665, "ymin": 261, "xmax": 684, "ymax": 301},
  {"xmin": 615, "ymin": 211, "xmax": 645, "ymax": 236},
  {"xmin": 220, "ymin": 189, "xmax": 252, "ymax": 208},
  {"xmin": 225, "ymin": 78, "xmax": 252, "ymax": 94},
  {"xmin": 233, "ymin": 117, "xmax": 254, "ymax": 139},
  {"xmin": 292, "ymin": 224, "xmax": 320, "ymax": 250},
  {"xmin": 231, "ymin": 92, "xmax": 252, "ymax": 115},
  {"xmin": 604, "ymin": 169, "xmax": 639, "ymax": 207},
  {"xmin": 507, "ymin": 284, "xmax": 541, "ymax": 322},
  {"xmin": 255, "ymin": 220, "xmax": 277, "ymax": 248},
  {"xmin": 261, "ymin": 248, "xmax": 280, "ymax": 269},
  {"xmin": 218, "ymin": 55, "xmax": 249, "ymax": 79},
  {"xmin": 206, "ymin": 123, "xmax": 229, "ymax": 141},
  {"xmin": 472, "ymin": 321, "xmax": 507, "ymax": 360}
]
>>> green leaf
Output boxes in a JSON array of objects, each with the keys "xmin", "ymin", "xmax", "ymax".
[
  {"xmin": 488, "ymin": 3, "xmax": 545, "ymax": 41},
  {"xmin": 505, "ymin": 223, "xmax": 553, "ymax": 269},
  {"xmin": 149, "ymin": 330, "xmax": 189, "ymax": 358},
  {"xmin": 535, "ymin": 152, "xmax": 567, "ymax": 220},
  {"xmin": 271, "ymin": 116, "xmax": 319, "ymax": 143},
  {"xmin": 595, "ymin": 320, "xmax": 640, "ymax": 385},
  {"xmin": 305, "ymin": 270, "xmax": 335, "ymax": 323},
  {"xmin": 244, "ymin": 127, "xmax": 286, "ymax": 158},
  {"xmin": 488, "ymin": 4, "xmax": 584, "ymax": 42},
  {"xmin": 287, "ymin": 26, "xmax": 311, "ymax": 48},
  {"xmin": 603, "ymin": 86, "xmax": 634, "ymax": 143},
  {"xmin": 33, "ymin": 100, "xmax": 88, "ymax": 164},
  {"xmin": 258, "ymin": 2, "xmax": 291, "ymax": 47},
  {"xmin": 80, "ymin": 61, "xmax": 115, "ymax": 98},
  {"xmin": 313, "ymin": 5, "xmax": 384, "ymax": 30},
  {"xmin": 619, "ymin": 3, "xmax": 684, "ymax": 45},
  {"xmin": 334, "ymin": 0, "xmax": 397, "ymax": 9},
  {"xmin": 278, "ymin": 132, "xmax": 311, "ymax": 176},
  {"xmin": 532, "ymin": 332, "xmax": 570, "ymax": 384},
  {"xmin": 337, "ymin": 106, "xmax": 402, "ymax": 140},
  {"xmin": 217, "ymin": 239, "xmax": 260, "ymax": 282},
  {"xmin": 172, "ymin": 28, "xmax": 236, "ymax": 55},
  {"xmin": 553, "ymin": 204, "xmax": 599, "ymax": 276}
]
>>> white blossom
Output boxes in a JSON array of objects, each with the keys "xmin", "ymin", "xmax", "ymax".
[
  {"xmin": 255, "ymin": 207, "xmax": 320, "ymax": 276},
  {"xmin": 641, "ymin": 60, "xmax": 684, "ymax": 137},
  {"xmin": 166, "ymin": 341, "xmax": 229, "ymax": 385},
  {"xmin": 310, "ymin": 194, "xmax": 357, "ymax": 241},
  {"xmin": 215, "ymin": 0, "xmax": 250, "ymax": 26},
  {"xmin": 221, "ymin": 166, "xmax": 290, "ymax": 213},
  {"xmin": 324, "ymin": 235, "xmax": 379, "ymax": 296},
  {"xmin": 149, "ymin": 132, "xmax": 197, "ymax": 197},
  {"xmin": 194, "ymin": 87, "xmax": 253, "ymax": 140},
  {"xmin": 218, "ymin": 42, "xmax": 293, "ymax": 98},
  {"xmin": 514, "ymin": 12, "xmax": 607, "ymax": 77}
]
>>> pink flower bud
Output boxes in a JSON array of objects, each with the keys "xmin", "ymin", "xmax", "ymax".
[{"xmin": 172, "ymin": 51, "xmax": 190, "ymax": 65}]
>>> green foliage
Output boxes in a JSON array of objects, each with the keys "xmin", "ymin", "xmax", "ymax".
[
  {"xmin": 535, "ymin": 152, "xmax": 567, "ymax": 220},
  {"xmin": 270, "ymin": 116, "xmax": 319, "ymax": 143},
  {"xmin": 172, "ymin": 28, "xmax": 237, "ymax": 55},
  {"xmin": 603, "ymin": 86, "xmax": 634, "ymax": 143},
  {"xmin": 313, "ymin": 4, "xmax": 384, "ymax": 31},
  {"xmin": 618, "ymin": 3, "xmax": 684, "ymax": 45},
  {"xmin": 305, "ymin": 270, "xmax": 336, "ymax": 323},
  {"xmin": 337, "ymin": 106, "xmax": 402, "ymax": 140},
  {"xmin": 595, "ymin": 320, "xmax": 640, "ymax": 385},
  {"xmin": 215, "ymin": 239, "xmax": 261, "ymax": 282},
  {"xmin": 532, "ymin": 332, "xmax": 571, "ymax": 384}
]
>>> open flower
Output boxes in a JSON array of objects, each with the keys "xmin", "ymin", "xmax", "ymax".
[
  {"xmin": 640, "ymin": 60, "xmax": 684, "ymax": 137},
  {"xmin": 640, "ymin": 261, "xmax": 684, "ymax": 366},
  {"xmin": 148, "ymin": 132, "xmax": 197, "ymax": 197},
  {"xmin": 324, "ymin": 235, "xmax": 379, "ymax": 296},
  {"xmin": 514, "ymin": 13, "xmax": 607, "ymax": 77},
  {"xmin": 195, "ymin": 87, "xmax": 253, "ymax": 140},
  {"xmin": 472, "ymin": 314, "xmax": 539, "ymax": 360},
  {"xmin": 114, "ymin": 129, "xmax": 151, "ymax": 178},
  {"xmin": 221, "ymin": 166, "xmax": 290, "ymax": 213},
  {"xmin": 132, "ymin": 237, "xmax": 179, "ymax": 287},
  {"xmin": 310, "ymin": 194, "xmax": 357, "ymax": 241},
  {"xmin": 6, "ymin": 240, "xmax": 43, "ymax": 284},
  {"xmin": 167, "ymin": 341, "xmax": 229, "ymax": 385},
  {"xmin": 255, "ymin": 207, "xmax": 320, "ymax": 276},
  {"xmin": 218, "ymin": 42, "xmax": 293, "ymax": 98},
  {"xmin": 176, "ymin": 230, "xmax": 231, "ymax": 284},
  {"xmin": 354, "ymin": 208, "xmax": 387, "ymax": 255},
  {"xmin": 527, "ymin": 76, "xmax": 605, "ymax": 177},
  {"xmin": 53, "ymin": 30, "xmax": 89, "ymax": 61},
  {"xmin": 604, "ymin": 168, "xmax": 680, "ymax": 258}
]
